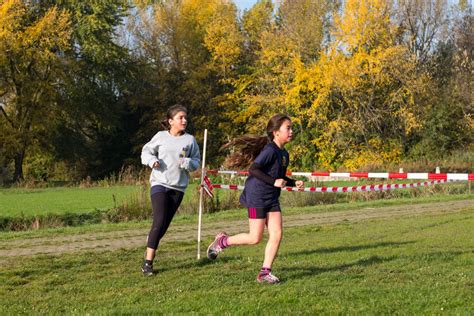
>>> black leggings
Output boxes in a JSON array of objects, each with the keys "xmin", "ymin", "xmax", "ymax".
[{"xmin": 147, "ymin": 190, "xmax": 184, "ymax": 250}]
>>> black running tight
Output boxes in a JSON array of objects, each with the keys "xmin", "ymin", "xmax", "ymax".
[{"xmin": 147, "ymin": 190, "xmax": 184, "ymax": 249}]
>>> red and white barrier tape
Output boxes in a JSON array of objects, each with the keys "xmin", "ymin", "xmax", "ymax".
[
  {"xmin": 212, "ymin": 179, "xmax": 457, "ymax": 193},
  {"xmin": 206, "ymin": 170, "xmax": 474, "ymax": 181}
]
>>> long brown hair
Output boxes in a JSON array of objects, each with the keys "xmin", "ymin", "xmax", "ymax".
[
  {"xmin": 161, "ymin": 104, "xmax": 187, "ymax": 130},
  {"xmin": 222, "ymin": 114, "xmax": 291, "ymax": 169}
]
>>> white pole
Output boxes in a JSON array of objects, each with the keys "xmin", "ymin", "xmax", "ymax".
[{"xmin": 197, "ymin": 129, "xmax": 208, "ymax": 259}]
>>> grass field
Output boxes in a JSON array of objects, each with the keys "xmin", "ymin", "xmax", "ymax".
[
  {"xmin": 0, "ymin": 194, "xmax": 470, "ymax": 240},
  {"xmin": 0, "ymin": 197, "xmax": 472, "ymax": 314},
  {"xmin": 0, "ymin": 186, "xmax": 144, "ymax": 217},
  {"xmin": 1, "ymin": 180, "xmax": 469, "ymax": 218}
]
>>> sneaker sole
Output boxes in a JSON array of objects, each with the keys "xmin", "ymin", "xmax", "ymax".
[
  {"xmin": 206, "ymin": 238, "xmax": 220, "ymax": 260},
  {"xmin": 206, "ymin": 246, "xmax": 218, "ymax": 260},
  {"xmin": 141, "ymin": 268, "xmax": 153, "ymax": 276},
  {"xmin": 256, "ymin": 277, "xmax": 280, "ymax": 284},
  {"xmin": 257, "ymin": 280, "xmax": 279, "ymax": 284}
]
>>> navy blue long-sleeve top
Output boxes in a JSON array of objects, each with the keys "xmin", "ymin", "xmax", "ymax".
[{"xmin": 239, "ymin": 142, "xmax": 295, "ymax": 208}]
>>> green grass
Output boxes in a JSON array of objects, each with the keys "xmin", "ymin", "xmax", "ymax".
[
  {"xmin": 1, "ymin": 180, "xmax": 469, "ymax": 218},
  {"xmin": 0, "ymin": 186, "xmax": 143, "ymax": 217},
  {"xmin": 0, "ymin": 183, "xmax": 202, "ymax": 218},
  {"xmin": 0, "ymin": 193, "xmax": 471, "ymax": 241},
  {"xmin": 0, "ymin": 204, "xmax": 473, "ymax": 314}
]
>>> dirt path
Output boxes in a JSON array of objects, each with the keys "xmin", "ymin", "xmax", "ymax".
[{"xmin": 0, "ymin": 200, "xmax": 472, "ymax": 259}]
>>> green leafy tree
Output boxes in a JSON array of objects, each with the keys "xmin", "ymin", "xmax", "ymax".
[
  {"xmin": 411, "ymin": 3, "xmax": 473, "ymax": 158},
  {"xmin": 56, "ymin": 0, "xmax": 132, "ymax": 178}
]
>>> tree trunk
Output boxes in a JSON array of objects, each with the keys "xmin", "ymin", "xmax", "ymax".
[{"xmin": 13, "ymin": 150, "xmax": 25, "ymax": 182}]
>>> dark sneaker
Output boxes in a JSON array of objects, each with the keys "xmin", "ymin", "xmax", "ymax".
[
  {"xmin": 256, "ymin": 272, "xmax": 280, "ymax": 284},
  {"xmin": 207, "ymin": 232, "xmax": 227, "ymax": 260},
  {"xmin": 141, "ymin": 261, "xmax": 154, "ymax": 276}
]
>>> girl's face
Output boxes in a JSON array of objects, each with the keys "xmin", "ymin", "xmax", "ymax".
[
  {"xmin": 169, "ymin": 111, "xmax": 187, "ymax": 133},
  {"xmin": 274, "ymin": 119, "xmax": 293, "ymax": 144}
]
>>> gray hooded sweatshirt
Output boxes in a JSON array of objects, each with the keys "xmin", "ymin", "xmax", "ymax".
[{"xmin": 141, "ymin": 131, "xmax": 201, "ymax": 192}]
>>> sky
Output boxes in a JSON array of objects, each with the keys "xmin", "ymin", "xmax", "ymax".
[{"xmin": 234, "ymin": 0, "xmax": 259, "ymax": 11}]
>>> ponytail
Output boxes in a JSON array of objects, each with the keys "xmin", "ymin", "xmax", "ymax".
[
  {"xmin": 221, "ymin": 135, "xmax": 270, "ymax": 169},
  {"xmin": 221, "ymin": 114, "xmax": 291, "ymax": 169}
]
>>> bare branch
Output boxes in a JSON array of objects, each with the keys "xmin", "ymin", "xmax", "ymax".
[{"xmin": 0, "ymin": 105, "xmax": 15, "ymax": 128}]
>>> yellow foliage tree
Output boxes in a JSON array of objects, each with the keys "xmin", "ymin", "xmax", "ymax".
[
  {"xmin": 0, "ymin": 0, "xmax": 72, "ymax": 181},
  {"xmin": 283, "ymin": 0, "xmax": 430, "ymax": 170},
  {"xmin": 203, "ymin": 1, "xmax": 242, "ymax": 78},
  {"xmin": 224, "ymin": 0, "xmax": 333, "ymax": 139}
]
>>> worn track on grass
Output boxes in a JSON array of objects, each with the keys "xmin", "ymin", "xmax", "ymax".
[{"xmin": 0, "ymin": 200, "xmax": 472, "ymax": 259}]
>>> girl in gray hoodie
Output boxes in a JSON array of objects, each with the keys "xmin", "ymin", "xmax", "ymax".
[{"xmin": 140, "ymin": 104, "xmax": 200, "ymax": 276}]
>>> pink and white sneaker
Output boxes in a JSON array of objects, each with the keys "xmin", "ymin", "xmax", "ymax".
[
  {"xmin": 256, "ymin": 272, "xmax": 280, "ymax": 284},
  {"xmin": 207, "ymin": 232, "xmax": 227, "ymax": 260}
]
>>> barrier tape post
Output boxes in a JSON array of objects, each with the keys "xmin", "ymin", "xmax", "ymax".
[{"xmin": 197, "ymin": 129, "xmax": 208, "ymax": 260}]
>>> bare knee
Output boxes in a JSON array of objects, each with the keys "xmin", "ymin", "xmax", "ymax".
[
  {"xmin": 248, "ymin": 233, "xmax": 263, "ymax": 245},
  {"xmin": 268, "ymin": 229, "xmax": 282, "ymax": 242}
]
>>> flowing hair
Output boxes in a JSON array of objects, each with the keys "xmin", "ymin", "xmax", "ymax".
[{"xmin": 222, "ymin": 114, "xmax": 291, "ymax": 169}]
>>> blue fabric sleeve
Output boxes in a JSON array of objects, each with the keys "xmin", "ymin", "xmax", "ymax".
[
  {"xmin": 254, "ymin": 145, "xmax": 276, "ymax": 167},
  {"xmin": 183, "ymin": 137, "xmax": 201, "ymax": 172},
  {"xmin": 249, "ymin": 163, "xmax": 275, "ymax": 185}
]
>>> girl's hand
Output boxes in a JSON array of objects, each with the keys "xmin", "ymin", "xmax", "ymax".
[
  {"xmin": 295, "ymin": 180, "xmax": 304, "ymax": 189},
  {"xmin": 274, "ymin": 178, "xmax": 287, "ymax": 188},
  {"xmin": 178, "ymin": 157, "xmax": 191, "ymax": 169},
  {"xmin": 152, "ymin": 161, "xmax": 160, "ymax": 169}
]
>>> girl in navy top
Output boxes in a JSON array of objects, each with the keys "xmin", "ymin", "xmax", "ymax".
[{"xmin": 207, "ymin": 114, "xmax": 304, "ymax": 284}]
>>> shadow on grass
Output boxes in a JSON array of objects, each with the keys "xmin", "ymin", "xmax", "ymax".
[
  {"xmin": 280, "ymin": 255, "xmax": 397, "ymax": 281},
  {"xmin": 152, "ymin": 256, "xmax": 236, "ymax": 275},
  {"xmin": 279, "ymin": 249, "xmax": 471, "ymax": 282},
  {"xmin": 282, "ymin": 241, "xmax": 416, "ymax": 258},
  {"xmin": 277, "ymin": 241, "xmax": 417, "ymax": 282},
  {"xmin": 153, "ymin": 241, "xmax": 415, "ymax": 276}
]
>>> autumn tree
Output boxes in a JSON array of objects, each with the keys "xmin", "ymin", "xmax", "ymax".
[
  {"xmin": 411, "ymin": 2, "xmax": 473, "ymax": 157},
  {"xmin": 224, "ymin": 0, "xmax": 334, "ymax": 137},
  {"xmin": 283, "ymin": 0, "xmax": 432, "ymax": 170},
  {"xmin": 394, "ymin": 0, "xmax": 449, "ymax": 64},
  {"xmin": 127, "ymin": 0, "xmax": 242, "ymax": 164},
  {"xmin": 0, "ymin": 0, "xmax": 72, "ymax": 181}
]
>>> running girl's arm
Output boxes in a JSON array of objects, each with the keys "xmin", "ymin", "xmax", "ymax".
[
  {"xmin": 187, "ymin": 139, "xmax": 201, "ymax": 171},
  {"xmin": 282, "ymin": 176, "xmax": 296, "ymax": 187},
  {"xmin": 179, "ymin": 137, "xmax": 201, "ymax": 171},
  {"xmin": 249, "ymin": 163, "xmax": 275, "ymax": 185},
  {"xmin": 141, "ymin": 133, "xmax": 160, "ymax": 168}
]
